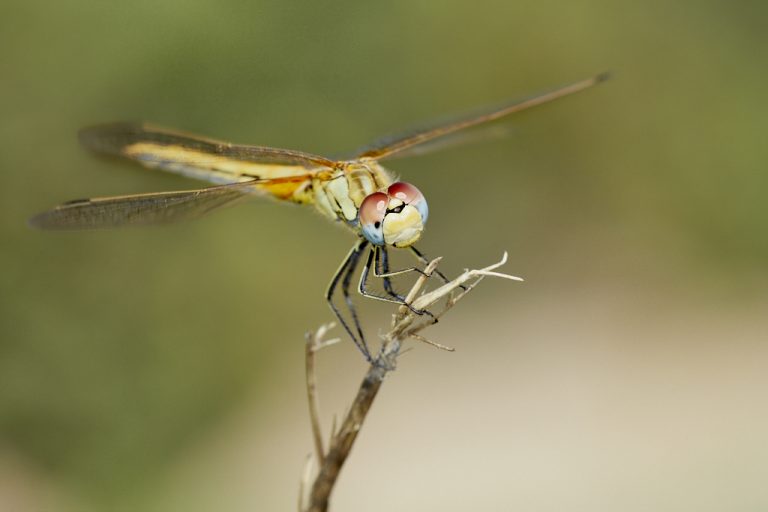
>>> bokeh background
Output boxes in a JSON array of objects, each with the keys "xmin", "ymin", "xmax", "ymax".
[{"xmin": 2, "ymin": 1, "xmax": 767, "ymax": 511}]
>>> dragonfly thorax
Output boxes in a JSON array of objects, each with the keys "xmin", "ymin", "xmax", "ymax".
[
  {"xmin": 311, "ymin": 161, "xmax": 428, "ymax": 248},
  {"xmin": 312, "ymin": 161, "xmax": 390, "ymax": 223}
]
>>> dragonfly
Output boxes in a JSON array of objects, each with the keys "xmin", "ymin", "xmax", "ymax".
[{"xmin": 30, "ymin": 73, "xmax": 608, "ymax": 361}]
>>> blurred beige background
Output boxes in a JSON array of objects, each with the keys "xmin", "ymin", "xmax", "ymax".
[{"xmin": 1, "ymin": 1, "xmax": 766, "ymax": 511}]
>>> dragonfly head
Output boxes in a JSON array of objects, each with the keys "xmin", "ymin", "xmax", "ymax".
[{"xmin": 359, "ymin": 182, "xmax": 429, "ymax": 248}]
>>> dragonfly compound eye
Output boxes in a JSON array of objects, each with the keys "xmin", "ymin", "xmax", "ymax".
[
  {"xmin": 373, "ymin": 182, "xmax": 428, "ymax": 248},
  {"xmin": 387, "ymin": 182, "xmax": 428, "ymax": 223},
  {"xmin": 359, "ymin": 192, "xmax": 388, "ymax": 245}
]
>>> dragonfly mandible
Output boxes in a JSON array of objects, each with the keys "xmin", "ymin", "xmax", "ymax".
[{"xmin": 30, "ymin": 73, "xmax": 608, "ymax": 361}]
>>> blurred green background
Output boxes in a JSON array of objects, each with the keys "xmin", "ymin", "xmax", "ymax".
[{"xmin": 2, "ymin": 1, "xmax": 767, "ymax": 511}]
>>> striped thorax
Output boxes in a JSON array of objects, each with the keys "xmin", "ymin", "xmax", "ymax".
[
  {"xmin": 312, "ymin": 160, "xmax": 394, "ymax": 224},
  {"xmin": 312, "ymin": 160, "xmax": 429, "ymax": 248}
]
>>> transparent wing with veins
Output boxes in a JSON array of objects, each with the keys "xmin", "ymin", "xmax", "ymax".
[
  {"xmin": 355, "ymin": 73, "xmax": 609, "ymax": 161},
  {"xmin": 29, "ymin": 123, "xmax": 336, "ymax": 230},
  {"xmin": 30, "ymin": 74, "xmax": 608, "ymax": 231},
  {"xmin": 79, "ymin": 122, "xmax": 337, "ymax": 185},
  {"xmin": 28, "ymin": 179, "xmax": 313, "ymax": 230}
]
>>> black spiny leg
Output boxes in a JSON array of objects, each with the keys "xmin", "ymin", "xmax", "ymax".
[
  {"xmin": 409, "ymin": 245, "xmax": 467, "ymax": 290},
  {"xmin": 378, "ymin": 246, "xmax": 406, "ymax": 301},
  {"xmin": 340, "ymin": 243, "xmax": 366, "ymax": 346},
  {"xmin": 326, "ymin": 239, "xmax": 372, "ymax": 361},
  {"xmin": 379, "ymin": 245, "xmax": 398, "ymax": 298},
  {"xmin": 359, "ymin": 247, "xmax": 436, "ymax": 321},
  {"xmin": 374, "ymin": 245, "xmax": 430, "ymax": 281}
]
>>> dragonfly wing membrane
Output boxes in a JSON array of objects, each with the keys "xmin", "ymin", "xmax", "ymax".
[
  {"xmin": 30, "ymin": 181, "xmax": 263, "ymax": 230},
  {"xmin": 80, "ymin": 122, "xmax": 337, "ymax": 185},
  {"xmin": 362, "ymin": 123, "xmax": 517, "ymax": 161},
  {"xmin": 355, "ymin": 73, "xmax": 609, "ymax": 161}
]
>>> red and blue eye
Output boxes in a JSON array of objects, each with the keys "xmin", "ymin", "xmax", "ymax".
[
  {"xmin": 388, "ymin": 182, "xmax": 428, "ymax": 223},
  {"xmin": 358, "ymin": 192, "xmax": 387, "ymax": 245}
]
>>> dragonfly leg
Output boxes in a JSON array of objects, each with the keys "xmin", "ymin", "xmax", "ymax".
[
  {"xmin": 409, "ymin": 245, "xmax": 468, "ymax": 291},
  {"xmin": 340, "ymin": 244, "xmax": 367, "ymax": 347},
  {"xmin": 326, "ymin": 239, "xmax": 373, "ymax": 361},
  {"xmin": 379, "ymin": 246, "xmax": 398, "ymax": 298},
  {"xmin": 377, "ymin": 246, "xmax": 406, "ymax": 302},
  {"xmin": 360, "ymin": 247, "xmax": 437, "ymax": 322},
  {"xmin": 375, "ymin": 245, "xmax": 430, "ymax": 282}
]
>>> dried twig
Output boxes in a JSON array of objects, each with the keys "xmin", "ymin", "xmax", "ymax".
[
  {"xmin": 305, "ymin": 323, "xmax": 339, "ymax": 467},
  {"xmin": 297, "ymin": 454, "xmax": 313, "ymax": 512},
  {"xmin": 302, "ymin": 252, "xmax": 521, "ymax": 512}
]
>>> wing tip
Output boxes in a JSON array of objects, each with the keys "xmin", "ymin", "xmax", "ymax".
[
  {"xmin": 594, "ymin": 71, "xmax": 612, "ymax": 84},
  {"xmin": 78, "ymin": 121, "xmax": 145, "ymax": 153},
  {"xmin": 27, "ymin": 210, "xmax": 55, "ymax": 230},
  {"xmin": 28, "ymin": 203, "xmax": 92, "ymax": 231}
]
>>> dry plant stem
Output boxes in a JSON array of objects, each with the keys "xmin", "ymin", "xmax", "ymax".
[
  {"xmin": 305, "ymin": 324, "xmax": 339, "ymax": 466},
  {"xmin": 306, "ymin": 338, "xmax": 325, "ymax": 465},
  {"xmin": 298, "ymin": 454, "xmax": 313, "ymax": 512},
  {"xmin": 307, "ymin": 363, "xmax": 387, "ymax": 512},
  {"xmin": 305, "ymin": 253, "xmax": 521, "ymax": 512}
]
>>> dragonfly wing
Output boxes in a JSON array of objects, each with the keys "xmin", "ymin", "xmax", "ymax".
[
  {"xmin": 358, "ymin": 123, "xmax": 517, "ymax": 161},
  {"xmin": 354, "ymin": 73, "xmax": 609, "ymax": 161},
  {"xmin": 29, "ymin": 180, "xmax": 295, "ymax": 230},
  {"xmin": 79, "ymin": 122, "xmax": 337, "ymax": 185}
]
